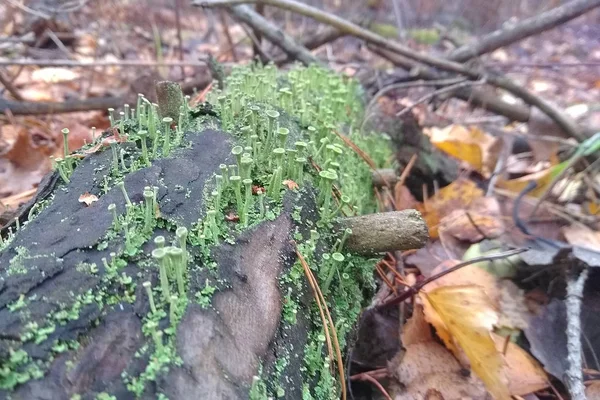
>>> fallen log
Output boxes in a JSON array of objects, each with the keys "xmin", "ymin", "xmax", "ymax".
[{"xmin": 0, "ymin": 65, "xmax": 427, "ymax": 399}]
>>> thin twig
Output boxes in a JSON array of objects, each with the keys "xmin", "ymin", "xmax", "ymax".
[
  {"xmin": 351, "ymin": 372, "xmax": 392, "ymax": 400},
  {"xmin": 295, "ymin": 244, "xmax": 347, "ymax": 400},
  {"xmin": 0, "ymin": 96, "xmax": 123, "ymax": 115},
  {"xmin": 226, "ymin": 5, "xmax": 320, "ymax": 66},
  {"xmin": 396, "ymin": 79, "xmax": 486, "ymax": 117},
  {"xmin": 219, "ymin": 10, "xmax": 239, "ymax": 61},
  {"xmin": 0, "ymin": 69, "xmax": 24, "ymax": 101},
  {"xmin": 375, "ymin": 248, "xmax": 528, "ymax": 309},
  {"xmin": 361, "ymin": 77, "xmax": 466, "ymax": 131},
  {"xmin": 447, "ymin": 0, "xmax": 600, "ymax": 63},
  {"xmin": 174, "ymin": 0, "xmax": 186, "ymax": 79},
  {"xmin": 0, "ymin": 59, "xmax": 208, "ymax": 67},
  {"xmin": 564, "ymin": 266, "xmax": 589, "ymax": 399},
  {"xmin": 5, "ymin": 0, "xmax": 50, "ymax": 19}
]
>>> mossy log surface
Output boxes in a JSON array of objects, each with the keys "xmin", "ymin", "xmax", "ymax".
[
  {"xmin": 0, "ymin": 64, "xmax": 427, "ymax": 400},
  {"xmin": 0, "ymin": 131, "xmax": 316, "ymax": 399}
]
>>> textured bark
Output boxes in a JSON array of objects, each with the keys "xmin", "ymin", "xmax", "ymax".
[{"xmin": 338, "ymin": 210, "xmax": 428, "ymax": 254}]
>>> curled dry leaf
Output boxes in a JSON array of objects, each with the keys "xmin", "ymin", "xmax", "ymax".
[
  {"xmin": 416, "ymin": 178, "xmax": 484, "ymax": 239},
  {"xmin": 440, "ymin": 196, "xmax": 504, "ymax": 242},
  {"xmin": 78, "ymin": 192, "xmax": 98, "ymax": 206},
  {"xmin": 491, "ymin": 333, "xmax": 548, "ymax": 396}
]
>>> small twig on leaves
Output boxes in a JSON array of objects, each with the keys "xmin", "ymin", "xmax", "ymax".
[
  {"xmin": 351, "ymin": 371, "xmax": 392, "ymax": 400},
  {"xmin": 396, "ymin": 78, "xmax": 486, "ymax": 117},
  {"xmin": 528, "ymin": 151, "xmax": 586, "ymax": 219},
  {"xmin": 376, "ymin": 248, "xmax": 528, "ymax": 309},
  {"xmin": 564, "ymin": 266, "xmax": 589, "ymax": 399},
  {"xmin": 361, "ymin": 77, "xmax": 466, "ymax": 130}
]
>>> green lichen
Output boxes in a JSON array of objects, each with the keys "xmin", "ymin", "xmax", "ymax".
[{"xmin": 1, "ymin": 62, "xmax": 392, "ymax": 398}]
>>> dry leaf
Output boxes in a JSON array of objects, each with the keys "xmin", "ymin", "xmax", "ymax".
[
  {"xmin": 391, "ymin": 307, "xmax": 488, "ymax": 400},
  {"xmin": 78, "ymin": 192, "xmax": 98, "ymax": 206},
  {"xmin": 426, "ymin": 125, "xmax": 499, "ymax": 176},
  {"xmin": 440, "ymin": 196, "xmax": 504, "ymax": 242},
  {"xmin": 496, "ymin": 167, "xmax": 557, "ymax": 197},
  {"xmin": 492, "ymin": 334, "xmax": 548, "ymax": 396},
  {"xmin": 416, "ymin": 178, "xmax": 484, "ymax": 239},
  {"xmin": 282, "ymin": 179, "xmax": 299, "ymax": 190},
  {"xmin": 31, "ymin": 67, "xmax": 79, "ymax": 84},
  {"xmin": 422, "ymin": 285, "xmax": 510, "ymax": 400},
  {"xmin": 402, "ymin": 304, "xmax": 432, "ymax": 346},
  {"xmin": 562, "ymin": 225, "xmax": 600, "ymax": 251}
]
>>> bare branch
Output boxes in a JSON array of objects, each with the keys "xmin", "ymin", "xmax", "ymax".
[
  {"xmin": 448, "ymin": 0, "xmax": 600, "ymax": 62},
  {"xmin": 194, "ymin": 0, "xmax": 585, "ymax": 142},
  {"xmin": 0, "ymin": 60, "xmax": 208, "ymax": 68},
  {"xmin": 564, "ymin": 267, "xmax": 589, "ymax": 399},
  {"xmin": 227, "ymin": 5, "xmax": 320, "ymax": 66},
  {"xmin": 0, "ymin": 97, "xmax": 123, "ymax": 115}
]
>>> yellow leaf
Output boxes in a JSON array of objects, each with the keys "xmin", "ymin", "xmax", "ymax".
[
  {"xmin": 495, "ymin": 167, "xmax": 556, "ymax": 197},
  {"xmin": 427, "ymin": 125, "xmax": 499, "ymax": 176},
  {"xmin": 422, "ymin": 285, "xmax": 510, "ymax": 400},
  {"xmin": 436, "ymin": 140, "xmax": 483, "ymax": 170},
  {"xmin": 492, "ymin": 334, "xmax": 549, "ymax": 396}
]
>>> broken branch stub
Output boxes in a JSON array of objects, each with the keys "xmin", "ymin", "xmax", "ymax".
[
  {"xmin": 337, "ymin": 209, "xmax": 428, "ymax": 254},
  {"xmin": 156, "ymin": 80, "xmax": 185, "ymax": 120}
]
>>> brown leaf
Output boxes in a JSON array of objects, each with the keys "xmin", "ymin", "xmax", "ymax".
[
  {"xmin": 283, "ymin": 179, "xmax": 299, "ymax": 190},
  {"xmin": 78, "ymin": 192, "xmax": 98, "ymax": 206}
]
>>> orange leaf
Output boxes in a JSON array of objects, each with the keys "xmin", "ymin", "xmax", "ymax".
[
  {"xmin": 283, "ymin": 179, "xmax": 299, "ymax": 190},
  {"xmin": 78, "ymin": 192, "xmax": 98, "ymax": 206},
  {"xmin": 422, "ymin": 285, "xmax": 510, "ymax": 400}
]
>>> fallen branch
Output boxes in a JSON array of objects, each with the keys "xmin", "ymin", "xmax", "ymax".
[
  {"xmin": 369, "ymin": 45, "xmax": 594, "ymax": 139},
  {"xmin": 447, "ymin": 0, "xmax": 600, "ymax": 62},
  {"xmin": 395, "ymin": 78, "xmax": 487, "ymax": 118},
  {"xmin": 227, "ymin": 5, "xmax": 320, "ymax": 66},
  {"xmin": 275, "ymin": 16, "xmax": 367, "ymax": 65},
  {"xmin": 0, "ymin": 59, "xmax": 208, "ymax": 67},
  {"xmin": 336, "ymin": 210, "xmax": 428, "ymax": 254},
  {"xmin": 195, "ymin": 0, "xmax": 586, "ymax": 142},
  {"xmin": 564, "ymin": 266, "xmax": 589, "ymax": 399},
  {"xmin": 0, "ymin": 96, "xmax": 123, "ymax": 115}
]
